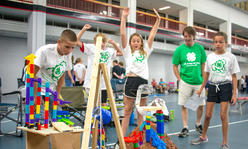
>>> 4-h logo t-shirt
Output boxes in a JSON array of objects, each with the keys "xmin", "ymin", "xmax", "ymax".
[
  {"xmin": 123, "ymin": 43, "xmax": 153, "ymax": 80},
  {"xmin": 205, "ymin": 52, "xmax": 240, "ymax": 83},
  {"xmin": 34, "ymin": 44, "xmax": 72, "ymax": 95},
  {"xmin": 172, "ymin": 43, "xmax": 207, "ymax": 85},
  {"xmin": 80, "ymin": 43, "xmax": 117, "ymax": 89}
]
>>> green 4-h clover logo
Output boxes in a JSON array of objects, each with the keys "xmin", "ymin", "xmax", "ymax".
[
  {"xmin": 133, "ymin": 54, "xmax": 145, "ymax": 63},
  {"xmin": 99, "ymin": 51, "xmax": 110, "ymax": 64},
  {"xmin": 187, "ymin": 52, "xmax": 196, "ymax": 62},
  {"xmin": 46, "ymin": 61, "xmax": 66, "ymax": 81},
  {"xmin": 212, "ymin": 59, "xmax": 226, "ymax": 74}
]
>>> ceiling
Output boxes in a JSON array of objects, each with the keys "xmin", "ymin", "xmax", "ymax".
[{"xmin": 134, "ymin": 0, "xmax": 248, "ymax": 38}]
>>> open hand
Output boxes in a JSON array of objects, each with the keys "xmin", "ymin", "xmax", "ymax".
[
  {"xmin": 83, "ymin": 24, "xmax": 91, "ymax": 30},
  {"xmin": 153, "ymin": 8, "xmax": 161, "ymax": 20},
  {"xmin": 122, "ymin": 7, "xmax": 130, "ymax": 17}
]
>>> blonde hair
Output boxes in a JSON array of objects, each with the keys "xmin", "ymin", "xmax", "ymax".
[
  {"xmin": 94, "ymin": 33, "xmax": 107, "ymax": 43},
  {"xmin": 129, "ymin": 33, "xmax": 147, "ymax": 57},
  {"xmin": 75, "ymin": 57, "xmax": 82, "ymax": 63}
]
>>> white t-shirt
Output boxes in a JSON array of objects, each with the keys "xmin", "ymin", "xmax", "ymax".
[
  {"xmin": 123, "ymin": 43, "xmax": 153, "ymax": 80},
  {"xmin": 34, "ymin": 44, "xmax": 72, "ymax": 95},
  {"xmin": 241, "ymin": 78, "xmax": 245, "ymax": 85},
  {"xmin": 74, "ymin": 63, "xmax": 86, "ymax": 81},
  {"xmin": 80, "ymin": 43, "xmax": 117, "ymax": 89},
  {"xmin": 205, "ymin": 52, "xmax": 240, "ymax": 83}
]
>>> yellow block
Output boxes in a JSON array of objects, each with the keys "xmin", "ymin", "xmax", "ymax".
[
  {"xmin": 45, "ymin": 102, "xmax": 49, "ymax": 110},
  {"xmin": 36, "ymin": 105, "xmax": 40, "ymax": 114},
  {"xmin": 30, "ymin": 115, "xmax": 34, "ymax": 119}
]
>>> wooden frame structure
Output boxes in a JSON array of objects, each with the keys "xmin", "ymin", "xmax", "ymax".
[{"xmin": 81, "ymin": 37, "xmax": 126, "ymax": 149}]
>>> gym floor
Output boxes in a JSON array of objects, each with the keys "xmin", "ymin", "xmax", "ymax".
[{"xmin": 1, "ymin": 92, "xmax": 248, "ymax": 149}]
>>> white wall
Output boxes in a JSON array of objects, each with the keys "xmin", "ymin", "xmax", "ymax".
[
  {"xmin": 148, "ymin": 52, "xmax": 177, "ymax": 84},
  {"xmin": 0, "ymin": 36, "xmax": 28, "ymax": 93}
]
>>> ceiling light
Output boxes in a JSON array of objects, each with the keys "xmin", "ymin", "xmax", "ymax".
[
  {"xmin": 235, "ymin": 30, "xmax": 243, "ymax": 32},
  {"xmin": 159, "ymin": 6, "xmax": 171, "ymax": 10}
]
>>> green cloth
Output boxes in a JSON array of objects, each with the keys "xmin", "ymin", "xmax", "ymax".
[{"xmin": 172, "ymin": 43, "xmax": 207, "ymax": 85}]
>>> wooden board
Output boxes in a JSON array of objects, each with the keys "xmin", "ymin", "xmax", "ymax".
[
  {"xmin": 100, "ymin": 63, "xmax": 126, "ymax": 149},
  {"xmin": 17, "ymin": 126, "xmax": 84, "ymax": 136},
  {"xmin": 52, "ymin": 122, "xmax": 72, "ymax": 133},
  {"xmin": 81, "ymin": 37, "xmax": 102, "ymax": 149},
  {"xmin": 142, "ymin": 106, "xmax": 165, "ymax": 111},
  {"xmin": 26, "ymin": 131, "xmax": 49, "ymax": 149},
  {"xmin": 50, "ymin": 132, "xmax": 75, "ymax": 149}
]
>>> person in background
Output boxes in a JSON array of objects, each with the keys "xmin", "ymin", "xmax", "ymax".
[
  {"xmin": 111, "ymin": 60, "xmax": 122, "ymax": 99},
  {"xmin": 151, "ymin": 78, "xmax": 162, "ymax": 93},
  {"xmin": 64, "ymin": 55, "xmax": 75, "ymax": 87},
  {"xmin": 159, "ymin": 78, "xmax": 170, "ymax": 93},
  {"xmin": 74, "ymin": 57, "xmax": 86, "ymax": 86},
  {"xmin": 245, "ymin": 75, "xmax": 248, "ymax": 93},
  {"xmin": 118, "ymin": 61, "xmax": 126, "ymax": 79},
  {"xmin": 240, "ymin": 76, "xmax": 245, "ymax": 93}
]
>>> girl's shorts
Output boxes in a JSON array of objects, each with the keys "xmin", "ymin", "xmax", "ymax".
[
  {"xmin": 207, "ymin": 83, "xmax": 232, "ymax": 103},
  {"xmin": 124, "ymin": 76, "xmax": 148, "ymax": 98}
]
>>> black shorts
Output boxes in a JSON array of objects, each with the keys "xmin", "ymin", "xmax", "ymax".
[
  {"xmin": 101, "ymin": 90, "xmax": 107, "ymax": 103},
  {"xmin": 124, "ymin": 76, "xmax": 148, "ymax": 98},
  {"xmin": 207, "ymin": 83, "xmax": 232, "ymax": 103},
  {"xmin": 75, "ymin": 81, "xmax": 84, "ymax": 86}
]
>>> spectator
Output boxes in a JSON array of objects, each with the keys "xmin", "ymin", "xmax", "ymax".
[
  {"xmin": 159, "ymin": 78, "xmax": 170, "ymax": 93},
  {"xmin": 111, "ymin": 60, "xmax": 122, "ymax": 99},
  {"xmin": 118, "ymin": 61, "xmax": 126, "ymax": 79},
  {"xmin": 74, "ymin": 57, "xmax": 86, "ymax": 86},
  {"xmin": 240, "ymin": 76, "xmax": 245, "ymax": 93},
  {"xmin": 64, "ymin": 55, "xmax": 75, "ymax": 86},
  {"xmin": 151, "ymin": 78, "xmax": 162, "ymax": 93}
]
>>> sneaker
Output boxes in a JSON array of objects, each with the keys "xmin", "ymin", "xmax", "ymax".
[
  {"xmin": 179, "ymin": 128, "xmax": 189, "ymax": 137},
  {"xmin": 191, "ymin": 136, "xmax": 208, "ymax": 145},
  {"xmin": 195, "ymin": 124, "xmax": 203, "ymax": 135},
  {"xmin": 220, "ymin": 144, "xmax": 229, "ymax": 149}
]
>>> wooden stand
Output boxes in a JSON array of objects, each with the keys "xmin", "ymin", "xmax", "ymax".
[
  {"xmin": 17, "ymin": 126, "xmax": 84, "ymax": 149},
  {"xmin": 81, "ymin": 37, "xmax": 126, "ymax": 149}
]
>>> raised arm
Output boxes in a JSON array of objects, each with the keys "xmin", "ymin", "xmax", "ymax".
[
  {"xmin": 77, "ymin": 24, "xmax": 91, "ymax": 48},
  {"xmin": 147, "ymin": 8, "xmax": 161, "ymax": 49},
  {"xmin": 120, "ymin": 7, "xmax": 130, "ymax": 49},
  {"xmin": 108, "ymin": 39, "xmax": 123, "ymax": 56}
]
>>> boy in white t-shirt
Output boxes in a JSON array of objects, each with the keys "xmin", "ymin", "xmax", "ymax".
[
  {"xmin": 33, "ymin": 29, "xmax": 77, "ymax": 123},
  {"xmin": 74, "ymin": 57, "xmax": 86, "ymax": 86},
  {"xmin": 191, "ymin": 32, "xmax": 240, "ymax": 149},
  {"xmin": 76, "ymin": 24, "xmax": 123, "ymax": 107}
]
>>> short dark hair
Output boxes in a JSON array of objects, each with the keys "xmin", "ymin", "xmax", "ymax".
[
  {"xmin": 113, "ymin": 60, "xmax": 118, "ymax": 64},
  {"xmin": 213, "ymin": 31, "xmax": 228, "ymax": 43},
  {"xmin": 183, "ymin": 26, "xmax": 196, "ymax": 39},
  {"xmin": 60, "ymin": 29, "xmax": 77, "ymax": 43},
  {"xmin": 118, "ymin": 61, "xmax": 124, "ymax": 67}
]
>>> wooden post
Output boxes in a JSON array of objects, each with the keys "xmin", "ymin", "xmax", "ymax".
[
  {"xmin": 81, "ymin": 37, "xmax": 102, "ymax": 149},
  {"xmin": 100, "ymin": 63, "xmax": 126, "ymax": 149},
  {"xmin": 92, "ymin": 67, "xmax": 101, "ymax": 149}
]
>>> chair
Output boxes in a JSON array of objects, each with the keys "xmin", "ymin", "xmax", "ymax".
[
  {"xmin": 0, "ymin": 78, "xmax": 23, "ymax": 137},
  {"xmin": 60, "ymin": 86, "xmax": 86, "ymax": 126}
]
